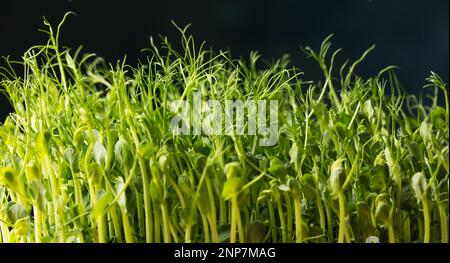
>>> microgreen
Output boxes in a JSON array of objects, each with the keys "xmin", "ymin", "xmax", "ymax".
[{"xmin": 0, "ymin": 13, "xmax": 448, "ymax": 243}]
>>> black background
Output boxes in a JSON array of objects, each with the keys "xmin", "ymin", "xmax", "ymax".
[
  {"xmin": 0, "ymin": 0, "xmax": 448, "ymax": 121},
  {"xmin": 0, "ymin": 243, "xmax": 448, "ymax": 262}
]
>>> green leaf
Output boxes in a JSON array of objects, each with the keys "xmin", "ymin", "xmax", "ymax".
[
  {"xmin": 222, "ymin": 177, "xmax": 244, "ymax": 201},
  {"xmin": 238, "ymin": 190, "xmax": 250, "ymax": 207},
  {"xmin": 322, "ymin": 130, "xmax": 333, "ymax": 149},
  {"xmin": 269, "ymin": 180, "xmax": 281, "ymax": 201},
  {"xmin": 13, "ymin": 219, "xmax": 30, "ymax": 236},
  {"xmin": 84, "ymin": 129, "xmax": 100, "ymax": 142},
  {"xmin": 159, "ymin": 155, "xmax": 169, "ymax": 175},
  {"xmin": 0, "ymin": 167, "xmax": 19, "ymax": 192},
  {"xmin": 364, "ymin": 99, "xmax": 374, "ymax": 120},
  {"xmin": 193, "ymin": 137, "xmax": 211, "ymax": 156},
  {"xmin": 150, "ymin": 175, "xmax": 163, "ymax": 204},
  {"xmin": 178, "ymin": 172, "xmax": 194, "ymax": 194},
  {"xmin": 334, "ymin": 122, "xmax": 348, "ymax": 139},
  {"xmin": 36, "ymin": 131, "xmax": 51, "ymax": 154},
  {"xmin": 409, "ymin": 142, "xmax": 424, "ymax": 163},
  {"xmin": 337, "ymin": 112, "xmax": 352, "ymax": 126},
  {"xmin": 139, "ymin": 143, "xmax": 154, "ymax": 159},
  {"xmin": 25, "ymin": 160, "xmax": 41, "ymax": 181},
  {"xmin": 7, "ymin": 203, "xmax": 28, "ymax": 223},
  {"xmin": 115, "ymin": 177, "xmax": 127, "ymax": 210},
  {"xmin": 114, "ymin": 139, "xmax": 126, "ymax": 164},
  {"xmin": 88, "ymin": 163, "xmax": 103, "ymax": 185},
  {"xmin": 419, "ymin": 121, "xmax": 431, "ymax": 144},
  {"xmin": 64, "ymin": 147, "xmax": 79, "ymax": 171},
  {"xmin": 92, "ymin": 190, "xmax": 113, "ymax": 220},
  {"xmin": 400, "ymin": 183, "xmax": 415, "ymax": 211},
  {"xmin": 369, "ymin": 164, "xmax": 388, "ymax": 193},
  {"xmin": 411, "ymin": 172, "xmax": 427, "ymax": 201},
  {"xmin": 431, "ymin": 106, "xmax": 446, "ymax": 130},
  {"xmin": 301, "ymin": 173, "xmax": 317, "ymax": 200},
  {"xmin": 374, "ymin": 197, "xmax": 390, "ymax": 225},
  {"xmin": 358, "ymin": 168, "xmax": 371, "ymax": 190},
  {"xmin": 287, "ymin": 176, "xmax": 300, "ymax": 196},
  {"xmin": 356, "ymin": 201, "xmax": 370, "ymax": 218},
  {"xmin": 247, "ymin": 221, "xmax": 267, "ymax": 242},
  {"xmin": 289, "ymin": 143, "xmax": 299, "ymax": 165},
  {"xmin": 29, "ymin": 181, "xmax": 47, "ymax": 211},
  {"xmin": 330, "ymin": 158, "xmax": 346, "ymax": 196},
  {"xmin": 218, "ymin": 224, "xmax": 231, "ymax": 243},
  {"xmin": 125, "ymin": 187, "xmax": 137, "ymax": 213},
  {"xmin": 93, "ymin": 141, "xmax": 107, "ymax": 167},
  {"xmin": 268, "ymin": 157, "xmax": 287, "ymax": 179},
  {"xmin": 196, "ymin": 184, "xmax": 211, "ymax": 214},
  {"xmin": 357, "ymin": 122, "xmax": 371, "ymax": 143},
  {"xmin": 194, "ymin": 154, "xmax": 207, "ymax": 174},
  {"xmin": 224, "ymin": 162, "xmax": 241, "ymax": 180}
]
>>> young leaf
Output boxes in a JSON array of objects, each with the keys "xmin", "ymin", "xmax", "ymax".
[
  {"xmin": 92, "ymin": 190, "xmax": 113, "ymax": 220},
  {"xmin": 411, "ymin": 172, "xmax": 427, "ymax": 201},
  {"xmin": 222, "ymin": 177, "xmax": 244, "ymax": 201},
  {"xmin": 93, "ymin": 141, "xmax": 108, "ymax": 167}
]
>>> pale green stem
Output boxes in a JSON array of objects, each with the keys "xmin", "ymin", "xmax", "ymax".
[
  {"xmin": 338, "ymin": 191, "xmax": 346, "ymax": 243},
  {"xmin": 294, "ymin": 196, "xmax": 303, "ymax": 243}
]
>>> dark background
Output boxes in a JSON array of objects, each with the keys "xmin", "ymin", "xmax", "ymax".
[{"xmin": 0, "ymin": 0, "xmax": 448, "ymax": 121}]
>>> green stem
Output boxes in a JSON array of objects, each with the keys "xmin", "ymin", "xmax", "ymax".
[
  {"xmin": 109, "ymin": 205, "xmax": 123, "ymax": 243},
  {"xmin": 153, "ymin": 201, "xmax": 161, "ymax": 243},
  {"xmin": 207, "ymin": 213, "xmax": 219, "ymax": 243},
  {"xmin": 394, "ymin": 178, "xmax": 402, "ymax": 229},
  {"xmin": 166, "ymin": 174, "xmax": 186, "ymax": 208},
  {"xmin": 138, "ymin": 157, "xmax": 153, "ymax": 243},
  {"xmin": 131, "ymin": 126, "xmax": 153, "ymax": 242},
  {"xmin": 268, "ymin": 201, "xmax": 277, "ymax": 242},
  {"xmin": 404, "ymin": 213, "xmax": 411, "ymax": 243},
  {"xmin": 338, "ymin": 190, "xmax": 346, "ymax": 243},
  {"xmin": 316, "ymin": 194, "xmax": 326, "ymax": 236},
  {"xmin": 284, "ymin": 192, "xmax": 293, "ymax": 241},
  {"xmin": 422, "ymin": 195, "xmax": 431, "ymax": 243},
  {"xmin": 229, "ymin": 195, "xmax": 244, "ymax": 243},
  {"xmin": 96, "ymin": 180, "xmax": 108, "ymax": 243},
  {"xmin": 230, "ymin": 195, "xmax": 238, "ymax": 243},
  {"xmin": 219, "ymin": 197, "xmax": 227, "ymax": 225},
  {"xmin": 236, "ymin": 205, "xmax": 245, "ymax": 243},
  {"xmin": 170, "ymin": 222, "xmax": 179, "ymax": 242},
  {"xmin": 72, "ymin": 170, "xmax": 85, "ymax": 226},
  {"xmin": 97, "ymin": 216, "xmax": 107, "ymax": 243},
  {"xmin": 206, "ymin": 178, "xmax": 219, "ymax": 242},
  {"xmin": 161, "ymin": 204, "xmax": 172, "ymax": 243},
  {"xmin": 136, "ymin": 191, "xmax": 145, "ymax": 239},
  {"xmin": 33, "ymin": 206, "xmax": 42, "ymax": 243},
  {"xmin": 325, "ymin": 205, "xmax": 333, "ymax": 242},
  {"xmin": 108, "ymin": 214, "xmax": 114, "ymax": 239},
  {"xmin": 388, "ymin": 221, "xmax": 395, "ymax": 243},
  {"xmin": 275, "ymin": 199, "xmax": 287, "ymax": 243},
  {"xmin": 88, "ymin": 182, "xmax": 98, "ymax": 242},
  {"xmin": 121, "ymin": 208, "xmax": 134, "ymax": 243},
  {"xmin": 418, "ymin": 216, "xmax": 424, "ymax": 241},
  {"xmin": 201, "ymin": 213, "xmax": 210, "ymax": 243},
  {"xmin": 294, "ymin": 197, "xmax": 303, "ymax": 243},
  {"xmin": 185, "ymin": 222, "xmax": 192, "ymax": 243},
  {"xmin": 344, "ymin": 225, "xmax": 352, "ymax": 243},
  {"xmin": 438, "ymin": 204, "xmax": 448, "ymax": 243},
  {"xmin": 46, "ymin": 156, "xmax": 65, "ymax": 242}
]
